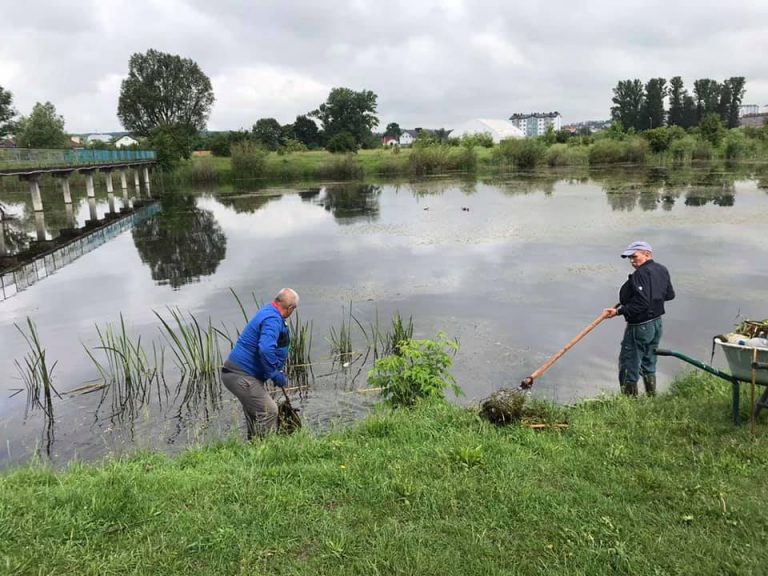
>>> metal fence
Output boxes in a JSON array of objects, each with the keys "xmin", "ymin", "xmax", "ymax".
[{"xmin": 0, "ymin": 148, "xmax": 157, "ymax": 170}]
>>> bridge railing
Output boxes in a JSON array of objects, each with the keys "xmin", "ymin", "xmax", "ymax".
[{"xmin": 0, "ymin": 148, "xmax": 157, "ymax": 171}]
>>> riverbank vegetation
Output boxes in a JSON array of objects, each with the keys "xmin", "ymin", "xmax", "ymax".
[
  {"xmin": 2, "ymin": 371, "xmax": 768, "ymax": 574},
  {"xmin": 167, "ymin": 119, "xmax": 768, "ymax": 188}
]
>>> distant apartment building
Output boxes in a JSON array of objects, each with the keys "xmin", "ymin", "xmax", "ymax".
[
  {"xmin": 739, "ymin": 104, "xmax": 760, "ymax": 117},
  {"xmin": 509, "ymin": 112, "xmax": 562, "ymax": 137}
]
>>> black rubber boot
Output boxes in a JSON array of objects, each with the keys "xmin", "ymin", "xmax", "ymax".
[
  {"xmin": 643, "ymin": 374, "xmax": 657, "ymax": 397},
  {"xmin": 621, "ymin": 382, "xmax": 638, "ymax": 397}
]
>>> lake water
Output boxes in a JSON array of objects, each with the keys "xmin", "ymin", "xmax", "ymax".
[{"xmin": 2, "ymin": 165, "xmax": 768, "ymax": 468}]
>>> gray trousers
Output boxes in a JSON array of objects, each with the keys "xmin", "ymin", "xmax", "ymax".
[
  {"xmin": 618, "ymin": 317, "xmax": 663, "ymax": 385},
  {"xmin": 221, "ymin": 360, "xmax": 278, "ymax": 439}
]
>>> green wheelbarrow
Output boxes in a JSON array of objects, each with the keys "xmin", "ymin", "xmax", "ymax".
[{"xmin": 656, "ymin": 337, "xmax": 768, "ymax": 424}]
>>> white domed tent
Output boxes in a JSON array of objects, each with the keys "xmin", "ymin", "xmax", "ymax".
[{"xmin": 450, "ymin": 118, "xmax": 524, "ymax": 143}]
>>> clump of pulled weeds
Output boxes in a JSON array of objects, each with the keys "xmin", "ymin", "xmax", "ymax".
[
  {"xmin": 479, "ymin": 388, "xmax": 567, "ymax": 428},
  {"xmin": 278, "ymin": 400, "xmax": 302, "ymax": 434}
]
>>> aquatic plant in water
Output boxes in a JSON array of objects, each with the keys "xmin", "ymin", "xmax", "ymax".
[{"xmin": 14, "ymin": 317, "xmax": 60, "ymax": 418}]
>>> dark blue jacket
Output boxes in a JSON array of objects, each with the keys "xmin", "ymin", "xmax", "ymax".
[
  {"xmin": 227, "ymin": 302, "xmax": 290, "ymax": 381},
  {"xmin": 617, "ymin": 260, "xmax": 675, "ymax": 324}
]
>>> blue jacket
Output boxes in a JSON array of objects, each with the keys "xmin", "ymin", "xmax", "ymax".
[{"xmin": 227, "ymin": 302, "xmax": 290, "ymax": 381}]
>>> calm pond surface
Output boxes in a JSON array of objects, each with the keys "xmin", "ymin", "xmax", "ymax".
[{"xmin": 2, "ymin": 165, "xmax": 768, "ymax": 468}]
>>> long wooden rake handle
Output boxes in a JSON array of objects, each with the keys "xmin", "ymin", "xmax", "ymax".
[{"xmin": 520, "ymin": 310, "xmax": 611, "ymax": 389}]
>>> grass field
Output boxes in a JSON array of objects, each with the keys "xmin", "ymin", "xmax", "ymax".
[{"xmin": 3, "ymin": 371, "xmax": 768, "ymax": 575}]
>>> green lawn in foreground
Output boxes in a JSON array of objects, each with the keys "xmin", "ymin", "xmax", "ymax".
[{"xmin": 2, "ymin": 372, "xmax": 768, "ymax": 575}]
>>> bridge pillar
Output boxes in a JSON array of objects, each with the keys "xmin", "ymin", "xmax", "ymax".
[
  {"xmin": 85, "ymin": 197, "xmax": 99, "ymax": 227},
  {"xmin": 119, "ymin": 169, "xmax": 131, "ymax": 212},
  {"xmin": 34, "ymin": 212, "xmax": 47, "ymax": 242},
  {"xmin": 61, "ymin": 175, "xmax": 72, "ymax": 204},
  {"xmin": 65, "ymin": 202, "xmax": 76, "ymax": 229},
  {"xmin": 143, "ymin": 167, "xmax": 152, "ymax": 197},
  {"xmin": 133, "ymin": 169, "xmax": 141, "ymax": 199},
  {"xmin": 104, "ymin": 170, "xmax": 117, "ymax": 215},
  {"xmin": 85, "ymin": 172, "xmax": 95, "ymax": 198},
  {"xmin": 0, "ymin": 211, "xmax": 6, "ymax": 256},
  {"xmin": 27, "ymin": 177, "xmax": 44, "ymax": 212}
]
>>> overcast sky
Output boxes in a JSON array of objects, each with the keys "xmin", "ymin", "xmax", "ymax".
[{"xmin": 1, "ymin": 0, "xmax": 767, "ymax": 134}]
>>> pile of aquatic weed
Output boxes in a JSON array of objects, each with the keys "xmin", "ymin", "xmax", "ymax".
[{"xmin": 2, "ymin": 372, "xmax": 768, "ymax": 575}]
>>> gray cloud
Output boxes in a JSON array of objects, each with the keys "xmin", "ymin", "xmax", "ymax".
[{"xmin": 1, "ymin": 0, "xmax": 766, "ymax": 133}]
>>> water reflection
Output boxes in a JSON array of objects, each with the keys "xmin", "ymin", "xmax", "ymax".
[
  {"xmin": 595, "ymin": 164, "xmax": 744, "ymax": 211},
  {"xmin": 317, "ymin": 183, "xmax": 381, "ymax": 223},
  {"xmin": 132, "ymin": 195, "xmax": 226, "ymax": 288},
  {"xmin": 218, "ymin": 192, "xmax": 280, "ymax": 213}
]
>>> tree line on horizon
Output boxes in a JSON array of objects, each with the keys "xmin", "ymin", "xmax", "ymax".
[{"xmin": 610, "ymin": 76, "xmax": 747, "ymax": 133}]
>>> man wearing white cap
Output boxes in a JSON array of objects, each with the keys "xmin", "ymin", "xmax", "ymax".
[{"xmin": 603, "ymin": 241, "xmax": 675, "ymax": 396}]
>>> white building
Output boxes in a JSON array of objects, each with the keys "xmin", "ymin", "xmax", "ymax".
[
  {"xmin": 739, "ymin": 104, "xmax": 760, "ymax": 117},
  {"xmin": 449, "ymin": 119, "xmax": 524, "ymax": 143},
  {"xmin": 509, "ymin": 112, "xmax": 562, "ymax": 137},
  {"xmin": 115, "ymin": 135, "xmax": 139, "ymax": 148}
]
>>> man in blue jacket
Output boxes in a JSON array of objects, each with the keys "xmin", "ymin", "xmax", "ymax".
[
  {"xmin": 222, "ymin": 288, "xmax": 299, "ymax": 439},
  {"xmin": 603, "ymin": 241, "xmax": 675, "ymax": 397}
]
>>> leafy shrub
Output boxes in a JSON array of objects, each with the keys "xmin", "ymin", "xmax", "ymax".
[
  {"xmin": 459, "ymin": 132, "xmax": 494, "ymax": 148},
  {"xmin": 407, "ymin": 145, "xmax": 476, "ymax": 176},
  {"xmin": 642, "ymin": 128, "xmax": 672, "ymax": 153},
  {"xmin": 326, "ymin": 131, "xmax": 358, "ymax": 153},
  {"xmin": 367, "ymin": 333, "xmax": 462, "ymax": 408},
  {"xmin": 493, "ymin": 138, "xmax": 546, "ymax": 169},
  {"xmin": 623, "ymin": 136, "xmax": 648, "ymax": 163},
  {"xmin": 669, "ymin": 135, "xmax": 696, "ymax": 162},
  {"xmin": 691, "ymin": 138, "xmax": 713, "ymax": 161},
  {"xmin": 588, "ymin": 137, "xmax": 647, "ymax": 164},
  {"xmin": 315, "ymin": 154, "xmax": 363, "ymax": 180},
  {"xmin": 588, "ymin": 140, "xmax": 624, "ymax": 164},
  {"xmin": 544, "ymin": 143, "xmax": 588, "ymax": 166},
  {"xmin": 190, "ymin": 158, "xmax": 219, "ymax": 184},
  {"xmin": 231, "ymin": 141, "xmax": 268, "ymax": 180},
  {"xmin": 699, "ymin": 113, "xmax": 726, "ymax": 146}
]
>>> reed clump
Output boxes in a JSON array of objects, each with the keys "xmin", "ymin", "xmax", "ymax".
[{"xmin": 14, "ymin": 317, "xmax": 60, "ymax": 419}]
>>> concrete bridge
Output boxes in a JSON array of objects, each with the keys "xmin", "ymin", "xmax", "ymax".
[{"xmin": 0, "ymin": 148, "xmax": 157, "ymax": 252}]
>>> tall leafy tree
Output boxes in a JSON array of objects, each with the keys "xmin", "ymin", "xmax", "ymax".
[
  {"xmin": 642, "ymin": 78, "xmax": 667, "ymax": 130},
  {"xmin": 16, "ymin": 102, "xmax": 67, "ymax": 148},
  {"xmin": 725, "ymin": 76, "xmax": 746, "ymax": 129},
  {"xmin": 0, "ymin": 85, "xmax": 16, "ymax": 138},
  {"xmin": 681, "ymin": 95, "xmax": 698, "ymax": 129},
  {"xmin": 667, "ymin": 76, "xmax": 685, "ymax": 128},
  {"xmin": 118, "ymin": 49, "xmax": 215, "ymax": 137},
  {"xmin": 717, "ymin": 82, "xmax": 733, "ymax": 125},
  {"xmin": 384, "ymin": 122, "xmax": 402, "ymax": 139},
  {"xmin": 310, "ymin": 87, "xmax": 379, "ymax": 149},
  {"xmin": 693, "ymin": 79, "xmax": 721, "ymax": 123},
  {"xmin": 292, "ymin": 114, "xmax": 322, "ymax": 148},
  {"xmin": 252, "ymin": 117, "xmax": 283, "ymax": 150},
  {"xmin": 610, "ymin": 79, "xmax": 645, "ymax": 132}
]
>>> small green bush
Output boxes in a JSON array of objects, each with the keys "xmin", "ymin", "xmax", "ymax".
[
  {"xmin": 367, "ymin": 333, "xmax": 462, "ymax": 408},
  {"xmin": 407, "ymin": 145, "xmax": 476, "ymax": 176},
  {"xmin": 493, "ymin": 138, "xmax": 546, "ymax": 169},
  {"xmin": 231, "ymin": 141, "xmax": 268, "ymax": 180},
  {"xmin": 315, "ymin": 154, "xmax": 363, "ymax": 180},
  {"xmin": 669, "ymin": 135, "xmax": 696, "ymax": 162},
  {"xmin": 692, "ymin": 138, "xmax": 713, "ymax": 161},
  {"xmin": 326, "ymin": 132, "xmax": 358, "ymax": 153},
  {"xmin": 189, "ymin": 158, "xmax": 219, "ymax": 184}
]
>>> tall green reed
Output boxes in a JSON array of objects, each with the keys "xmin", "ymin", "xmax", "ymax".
[{"xmin": 14, "ymin": 317, "xmax": 60, "ymax": 418}]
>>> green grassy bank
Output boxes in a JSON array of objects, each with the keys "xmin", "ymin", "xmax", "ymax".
[
  {"xmin": 167, "ymin": 126, "xmax": 768, "ymax": 188},
  {"xmin": 3, "ymin": 372, "xmax": 768, "ymax": 575}
]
